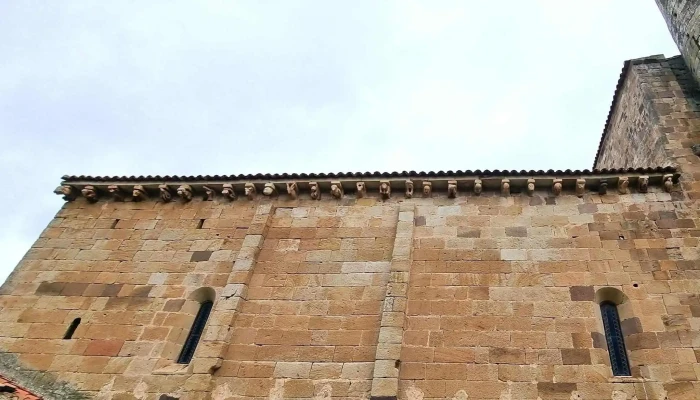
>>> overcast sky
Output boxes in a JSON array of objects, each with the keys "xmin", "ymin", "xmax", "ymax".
[{"xmin": 0, "ymin": 1, "xmax": 680, "ymax": 283}]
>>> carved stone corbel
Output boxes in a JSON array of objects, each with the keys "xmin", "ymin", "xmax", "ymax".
[
  {"xmin": 107, "ymin": 185, "xmax": 125, "ymax": 201},
  {"xmin": 379, "ymin": 181, "xmax": 391, "ymax": 200},
  {"xmin": 552, "ymin": 179, "xmax": 562, "ymax": 196},
  {"xmin": 356, "ymin": 182, "xmax": 366, "ymax": 198},
  {"xmin": 177, "ymin": 185, "xmax": 193, "ymax": 202},
  {"xmin": 422, "ymin": 181, "xmax": 432, "ymax": 198},
  {"xmin": 501, "ymin": 179, "xmax": 510, "ymax": 197},
  {"xmin": 526, "ymin": 179, "xmax": 535, "ymax": 197},
  {"xmin": 473, "ymin": 179, "xmax": 482, "ymax": 196},
  {"xmin": 244, "ymin": 183, "xmax": 256, "ymax": 200},
  {"xmin": 638, "ymin": 176, "xmax": 649, "ymax": 193},
  {"xmin": 286, "ymin": 182, "xmax": 298, "ymax": 199},
  {"xmin": 575, "ymin": 179, "xmax": 586, "ymax": 197},
  {"xmin": 133, "ymin": 185, "xmax": 148, "ymax": 202},
  {"xmin": 310, "ymin": 182, "xmax": 321, "ymax": 200},
  {"xmin": 598, "ymin": 180, "xmax": 608, "ymax": 195},
  {"xmin": 405, "ymin": 180, "xmax": 414, "ymax": 199},
  {"xmin": 81, "ymin": 185, "xmax": 99, "ymax": 203},
  {"xmin": 263, "ymin": 183, "xmax": 277, "ymax": 197},
  {"xmin": 446, "ymin": 180, "xmax": 457, "ymax": 198},
  {"xmin": 222, "ymin": 184, "xmax": 237, "ymax": 201},
  {"xmin": 54, "ymin": 185, "xmax": 77, "ymax": 201},
  {"xmin": 663, "ymin": 174, "xmax": 674, "ymax": 193},
  {"xmin": 159, "ymin": 185, "xmax": 173, "ymax": 202},
  {"xmin": 202, "ymin": 186, "xmax": 215, "ymax": 201},
  {"xmin": 330, "ymin": 181, "xmax": 343, "ymax": 199},
  {"xmin": 618, "ymin": 177, "xmax": 629, "ymax": 194}
]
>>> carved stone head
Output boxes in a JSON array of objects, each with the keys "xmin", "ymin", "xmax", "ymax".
[
  {"xmin": 310, "ymin": 182, "xmax": 321, "ymax": 200},
  {"xmin": 244, "ymin": 183, "xmax": 256, "ymax": 200},
  {"xmin": 356, "ymin": 182, "xmax": 366, "ymax": 198},
  {"xmin": 422, "ymin": 181, "xmax": 432, "ymax": 197},
  {"xmin": 662, "ymin": 174, "xmax": 673, "ymax": 193},
  {"xmin": 501, "ymin": 179, "xmax": 510, "ymax": 196},
  {"xmin": 638, "ymin": 176, "xmax": 649, "ymax": 193},
  {"xmin": 132, "ymin": 185, "xmax": 148, "ymax": 201},
  {"xmin": 263, "ymin": 183, "xmax": 277, "ymax": 196},
  {"xmin": 618, "ymin": 177, "xmax": 629, "ymax": 194},
  {"xmin": 54, "ymin": 185, "xmax": 76, "ymax": 201},
  {"xmin": 575, "ymin": 179, "xmax": 586, "ymax": 197},
  {"xmin": 473, "ymin": 180, "xmax": 482, "ymax": 196},
  {"xmin": 177, "ymin": 185, "xmax": 193, "ymax": 202},
  {"xmin": 81, "ymin": 185, "xmax": 98, "ymax": 203},
  {"xmin": 286, "ymin": 182, "xmax": 298, "ymax": 199},
  {"xmin": 552, "ymin": 180, "xmax": 562, "ymax": 196},
  {"xmin": 526, "ymin": 179, "xmax": 535, "ymax": 197},
  {"xmin": 202, "ymin": 186, "xmax": 215, "ymax": 201},
  {"xmin": 330, "ymin": 181, "xmax": 343, "ymax": 199},
  {"xmin": 447, "ymin": 181, "xmax": 457, "ymax": 198},
  {"xmin": 405, "ymin": 180, "xmax": 414, "ymax": 199},
  {"xmin": 222, "ymin": 184, "xmax": 237, "ymax": 201},
  {"xmin": 159, "ymin": 185, "xmax": 172, "ymax": 202},
  {"xmin": 379, "ymin": 181, "xmax": 391, "ymax": 200}
]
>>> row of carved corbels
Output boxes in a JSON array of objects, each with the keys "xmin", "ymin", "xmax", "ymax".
[{"xmin": 54, "ymin": 174, "xmax": 675, "ymax": 202}]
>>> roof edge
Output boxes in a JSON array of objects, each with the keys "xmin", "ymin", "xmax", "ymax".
[{"xmin": 592, "ymin": 54, "xmax": 672, "ymax": 169}]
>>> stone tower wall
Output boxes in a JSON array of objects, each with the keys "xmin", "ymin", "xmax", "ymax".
[{"xmin": 656, "ymin": 0, "xmax": 700, "ymax": 85}]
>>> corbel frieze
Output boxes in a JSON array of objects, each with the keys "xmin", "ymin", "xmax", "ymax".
[{"xmin": 54, "ymin": 173, "xmax": 680, "ymax": 203}]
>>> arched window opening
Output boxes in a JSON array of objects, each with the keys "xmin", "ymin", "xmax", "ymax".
[
  {"xmin": 176, "ymin": 300, "xmax": 213, "ymax": 364},
  {"xmin": 600, "ymin": 301, "xmax": 630, "ymax": 376},
  {"xmin": 63, "ymin": 318, "xmax": 81, "ymax": 339}
]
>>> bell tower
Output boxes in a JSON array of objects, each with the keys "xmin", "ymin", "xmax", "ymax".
[{"xmin": 656, "ymin": 0, "xmax": 700, "ymax": 84}]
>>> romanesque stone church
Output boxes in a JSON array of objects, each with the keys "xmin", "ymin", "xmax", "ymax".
[{"xmin": 0, "ymin": 1, "xmax": 699, "ymax": 399}]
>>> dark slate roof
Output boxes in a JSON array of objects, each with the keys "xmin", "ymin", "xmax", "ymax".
[
  {"xmin": 592, "ymin": 54, "xmax": 675, "ymax": 169},
  {"xmin": 61, "ymin": 166, "xmax": 677, "ymax": 183}
]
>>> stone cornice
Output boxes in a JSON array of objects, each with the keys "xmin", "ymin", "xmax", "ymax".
[{"xmin": 55, "ymin": 171, "xmax": 679, "ymax": 203}]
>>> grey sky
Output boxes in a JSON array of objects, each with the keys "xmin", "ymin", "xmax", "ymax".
[{"xmin": 0, "ymin": 1, "xmax": 679, "ymax": 283}]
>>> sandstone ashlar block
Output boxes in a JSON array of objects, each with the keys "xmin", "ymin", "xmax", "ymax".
[{"xmin": 274, "ymin": 362, "xmax": 312, "ymax": 378}]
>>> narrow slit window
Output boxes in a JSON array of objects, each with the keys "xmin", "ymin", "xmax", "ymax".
[
  {"xmin": 177, "ymin": 300, "xmax": 213, "ymax": 364},
  {"xmin": 63, "ymin": 318, "xmax": 81, "ymax": 339},
  {"xmin": 196, "ymin": 219, "xmax": 205, "ymax": 229},
  {"xmin": 600, "ymin": 301, "xmax": 631, "ymax": 376}
]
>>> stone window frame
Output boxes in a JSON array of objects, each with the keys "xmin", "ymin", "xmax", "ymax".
[
  {"xmin": 594, "ymin": 287, "xmax": 633, "ymax": 377},
  {"xmin": 153, "ymin": 287, "xmax": 216, "ymax": 374}
]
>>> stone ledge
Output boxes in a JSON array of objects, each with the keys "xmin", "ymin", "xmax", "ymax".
[{"xmin": 55, "ymin": 173, "xmax": 679, "ymax": 203}]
